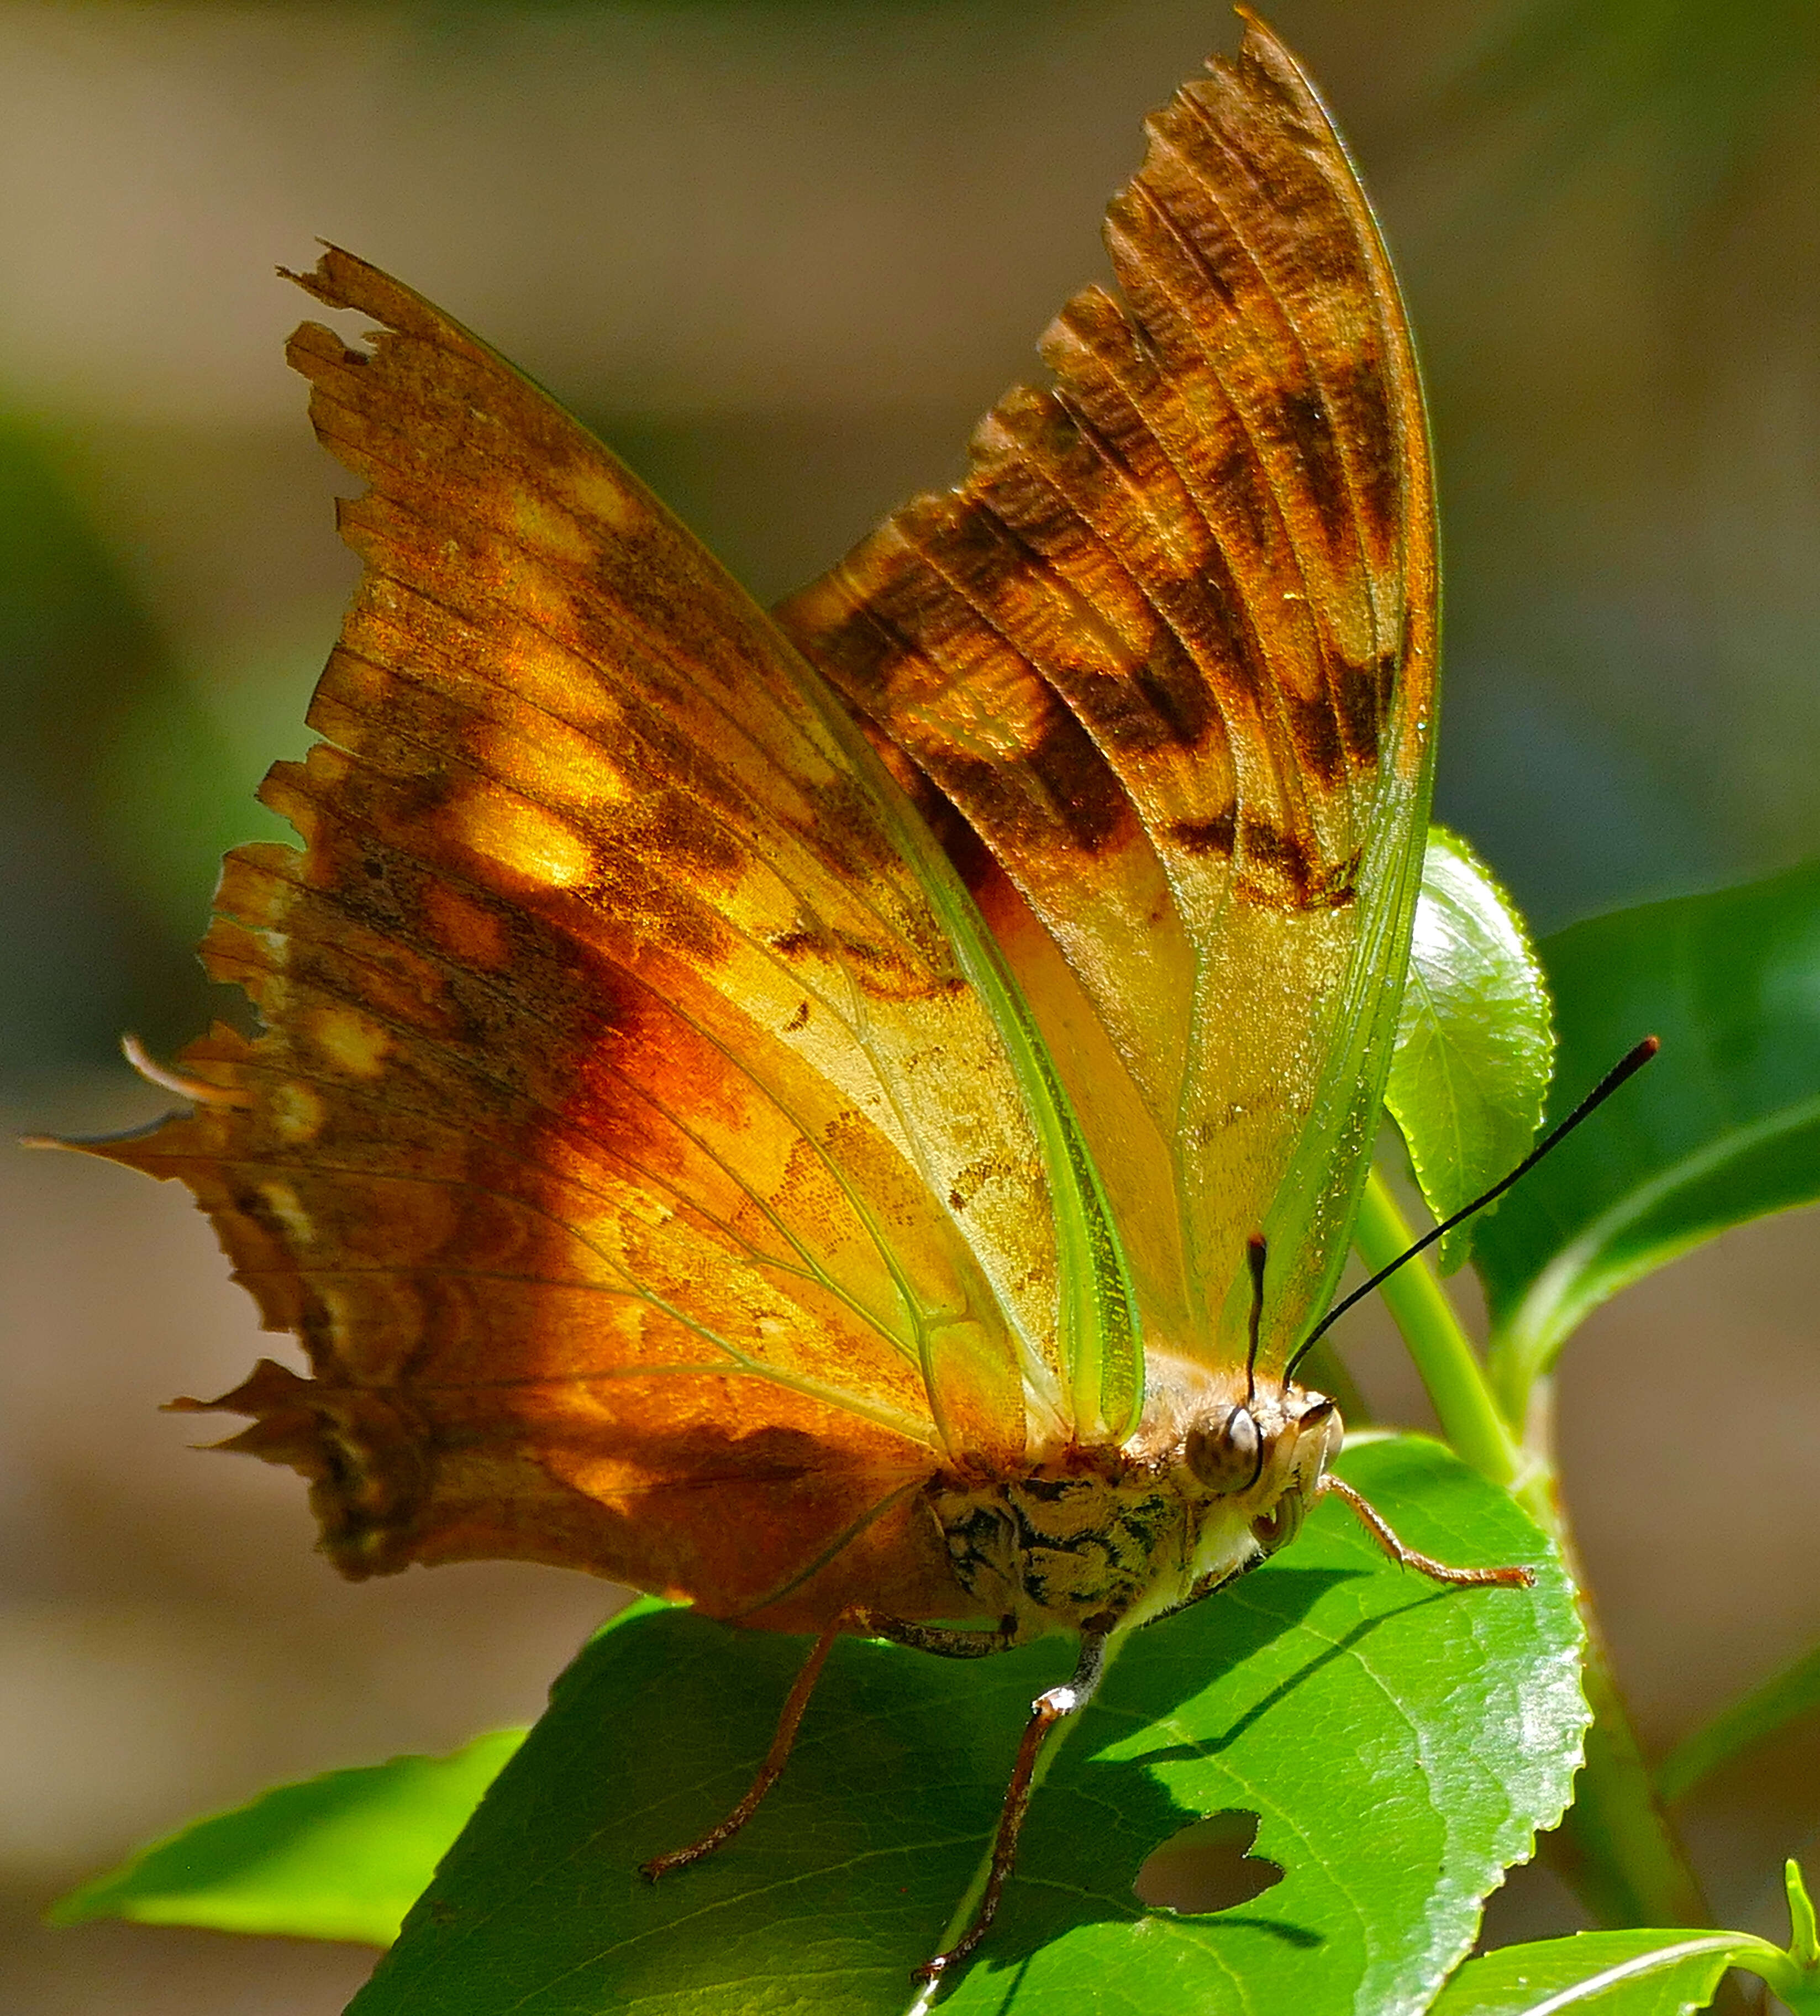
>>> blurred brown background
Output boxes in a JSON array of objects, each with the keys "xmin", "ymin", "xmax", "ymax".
[{"xmin": 3, "ymin": 2, "xmax": 1817, "ymax": 2009}]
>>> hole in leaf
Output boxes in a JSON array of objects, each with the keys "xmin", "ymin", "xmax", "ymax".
[{"xmin": 1133, "ymin": 1808, "xmax": 1284, "ymax": 1915}]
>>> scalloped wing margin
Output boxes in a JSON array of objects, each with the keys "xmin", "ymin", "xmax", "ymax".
[{"xmin": 81, "ymin": 248, "xmax": 1138, "ymax": 1625}]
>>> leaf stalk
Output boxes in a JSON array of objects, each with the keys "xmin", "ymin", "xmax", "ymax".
[
  {"xmin": 1351, "ymin": 1172, "xmax": 1524, "ymax": 1488},
  {"xmin": 1356, "ymin": 1178, "xmax": 1717, "ymax": 1939}
]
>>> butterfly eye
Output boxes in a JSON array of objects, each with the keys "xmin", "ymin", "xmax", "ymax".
[{"xmin": 1185, "ymin": 1404, "xmax": 1265, "ymax": 1495}]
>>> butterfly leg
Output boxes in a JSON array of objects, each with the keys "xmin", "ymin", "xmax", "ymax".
[
  {"xmin": 912, "ymin": 1626, "xmax": 1112, "ymax": 1986},
  {"xmin": 640, "ymin": 1607, "xmax": 1019, "ymax": 1884},
  {"xmin": 1318, "ymin": 1474, "xmax": 1535, "ymax": 1588}
]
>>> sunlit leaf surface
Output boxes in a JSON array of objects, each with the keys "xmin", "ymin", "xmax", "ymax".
[
  {"xmin": 1387, "ymin": 826, "xmax": 1553, "ymax": 1272},
  {"xmin": 1429, "ymin": 1925, "xmax": 1807, "ymax": 2016},
  {"xmin": 348, "ymin": 1441, "xmax": 1583, "ymax": 2016}
]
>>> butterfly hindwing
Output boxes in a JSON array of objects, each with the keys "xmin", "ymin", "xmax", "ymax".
[
  {"xmin": 777, "ymin": 17, "xmax": 1437, "ymax": 1372},
  {"xmin": 86, "ymin": 249, "xmax": 1137, "ymax": 1626}
]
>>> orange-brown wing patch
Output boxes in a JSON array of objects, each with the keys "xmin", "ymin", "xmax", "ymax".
[
  {"xmin": 84, "ymin": 247, "xmax": 1076, "ymax": 1626},
  {"xmin": 776, "ymin": 16, "xmax": 1437, "ymax": 1364}
]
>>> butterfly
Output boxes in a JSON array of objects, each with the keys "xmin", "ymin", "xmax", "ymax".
[{"xmin": 78, "ymin": 10, "xmax": 1530, "ymax": 1983}]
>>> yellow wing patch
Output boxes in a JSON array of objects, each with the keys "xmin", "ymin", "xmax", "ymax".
[{"xmin": 83, "ymin": 247, "xmax": 1096, "ymax": 1626}]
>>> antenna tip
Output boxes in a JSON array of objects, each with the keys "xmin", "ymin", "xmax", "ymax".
[{"xmin": 1616, "ymin": 1034, "xmax": 1661, "ymax": 1080}]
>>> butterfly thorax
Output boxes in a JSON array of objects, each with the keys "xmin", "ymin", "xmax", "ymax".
[{"xmin": 927, "ymin": 1371, "xmax": 1342, "ymax": 1641}]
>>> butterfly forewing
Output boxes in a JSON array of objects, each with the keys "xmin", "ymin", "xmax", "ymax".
[
  {"xmin": 777, "ymin": 18, "xmax": 1437, "ymax": 1373},
  {"xmin": 85, "ymin": 249, "xmax": 1137, "ymax": 1625}
]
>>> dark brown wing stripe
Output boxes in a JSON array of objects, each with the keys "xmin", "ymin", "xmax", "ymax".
[{"xmin": 779, "ymin": 15, "xmax": 1435, "ymax": 1357}]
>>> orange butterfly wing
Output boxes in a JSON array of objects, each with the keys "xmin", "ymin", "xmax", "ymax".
[
  {"xmin": 85, "ymin": 14, "xmax": 1433, "ymax": 1626},
  {"xmin": 777, "ymin": 15, "xmax": 1437, "ymax": 1371},
  {"xmin": 89, "ymin": 250, "xmax": 1089, "ymax": 1629}
]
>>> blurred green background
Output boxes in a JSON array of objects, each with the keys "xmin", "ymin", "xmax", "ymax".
[{"xmin": 3, "ymin": 3, "xmax": 1818, "ymax": 2010}]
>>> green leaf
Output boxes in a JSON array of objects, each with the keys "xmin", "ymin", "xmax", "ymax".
[
  {"xmin": 1474, "ymin": 860, "xmax": 1820, "ymax": 1403},
  {"xmin": 1428, "ymin": 1927, "xmax": 1803, "ymax": 2015},
  {"xmin": 49, "ymin": 1729, "xmax": 524, "ymax": 1946},
  {"xmin": 1657, "ymin": 1639, "xmax": 1820, "ymax": 1803},
  {"xmin": 1387, "ymin": 827, "xmax": 1554, "ymax": 1272},
  {"xmin": 1790, "ymin": 1859, "xmax": 1820, "ymax": 1974},
  {"xmin": 348, "ymin": 1439, "xmax": 1584, "ymax": 2016}
]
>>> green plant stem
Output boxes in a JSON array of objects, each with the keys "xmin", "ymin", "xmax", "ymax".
[
  {"xmin": 1504, "ymin": 1388, "xmax": 1714, "ymax": 1938},
  {"xmin": 1353, "ymin": 1177, "xmax": 1715, "ymax": 1939},
  {"xmin": 1352, "ymin": 1173, "xmax": 1523, "ymax": 1487},
  {"xmin": 1657, "ymin": 1641, "xmax": 1820, "ymax": 1804},
  {"xmin": 1545, "ymin": 1521, "xmax": 1715, "ymax": 1930}
]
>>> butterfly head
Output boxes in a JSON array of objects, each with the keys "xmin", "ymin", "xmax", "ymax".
[{"xmin": 1183, "ymin": 1383, "xmax": 1343, "ymax": 1559}]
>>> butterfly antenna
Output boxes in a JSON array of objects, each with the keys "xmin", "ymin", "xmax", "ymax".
[
  {"xmin": 1244, "ymin": 1232, "xmax": 1268, "ymax": 1408},
  {"xmin": 1285, "ymin": 1035, "xmax": 1660, "ymax": 1381}
]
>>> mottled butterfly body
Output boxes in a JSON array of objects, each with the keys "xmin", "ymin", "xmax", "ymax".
[{"xmin": 928, "ymin": 1370, "xmax": 1343, "ymax": 1639}]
